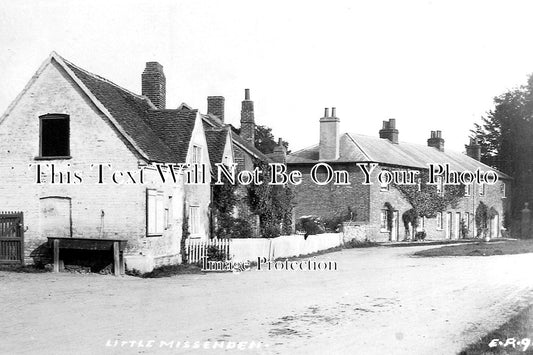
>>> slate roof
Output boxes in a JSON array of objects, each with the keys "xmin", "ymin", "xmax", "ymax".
[
  {"xmin": 59, "ymin": 55, "xmax": 197, "ymax": 163},
  {"xmin": 288, "ymin": 133, "xmax": 511, "ymax": 179},
  {"xmin": 204, "ymin": 126, "xmax": 229, "ymax": 167}
]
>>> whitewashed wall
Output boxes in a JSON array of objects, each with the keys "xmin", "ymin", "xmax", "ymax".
[{"xmin": 230, "ymin": 233, "xmax": 343, "ymax": 262}]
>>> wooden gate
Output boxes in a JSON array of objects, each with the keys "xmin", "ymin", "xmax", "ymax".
[{"xmin": 0, "ymin": 212, "xmax": 24, "ymax": 264}]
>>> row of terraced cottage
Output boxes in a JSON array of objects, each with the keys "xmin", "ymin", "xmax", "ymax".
[{"xmin": 0, "ymin": 52, "xmax": 510, "ymax": 272}]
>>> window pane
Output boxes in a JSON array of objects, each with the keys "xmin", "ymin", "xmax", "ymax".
[{"xmin": 41, "ymin": 117, "xmax": 69, "ymax": 156}]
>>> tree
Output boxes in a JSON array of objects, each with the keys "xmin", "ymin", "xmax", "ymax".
[
  {"xmin": 471, "ymin": 75, "xmax": 533, "ymax": 216},
  {"xmin": 235, "ymin": 125, "xmax": 289, "ymax": 154}
]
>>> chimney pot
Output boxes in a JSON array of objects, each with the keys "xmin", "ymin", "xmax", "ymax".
[
  {"xmin": 245, "ymin": 88, "xmax": 250, "ymax": 100},
  {"xmin": 427, "ymin": 130, "xmax": 445, "ymax": 151},
  {"xmin": 331, "ymin": 107, "xmax": 336, "ymax": 117},
  {"xmin": 324, "ymin": 108, "xmax": 330, "ymax": 118},
  {"xmin": 389, "ymin": 118, "xmax": 396, "ymax": 129}
]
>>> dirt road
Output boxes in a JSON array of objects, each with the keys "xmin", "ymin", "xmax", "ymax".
[{"xmin": 1, "ymin": 245, "xmax": 532, "ymax": 355}]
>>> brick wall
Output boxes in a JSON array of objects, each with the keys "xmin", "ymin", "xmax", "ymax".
[{"xmin": 288, "ymin": 162, "xmax": 510, "ymax": 242}]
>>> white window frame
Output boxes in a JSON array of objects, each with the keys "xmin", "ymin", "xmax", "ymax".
[
  {"xmin": 501, "ymin": 182, "xmax": 506, "ymax": 198},
  {"xmin": 380, "ymin": 209, "xmax": 390, "ymax": 232},
  {"xmin": 436, "ymin": 212, "xmax": 443, "ymax": 230},
  {"xmin": 479, "ymin": 183, "xmax": 485, "ymax": 196},
  {"xmin": 464, "ymin": 184, "xmax": 472, "ymax": 197},
  {"xmin": 147, "ymin": 189, "xmax": 165, "ymax": 236},
  {"xmin": 189, "ymin": 205, "xmax": 201, "ymax": 235},
  {"xmin": 192, "ymin": 145, "xmax": 202, "ymax": 165},
  {"xmin": 436, "ymin": 176, "xmax": 443, "ymax": 196}
]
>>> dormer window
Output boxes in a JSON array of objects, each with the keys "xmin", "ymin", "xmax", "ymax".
[{"xmin": 39, "ymin": 114, "xmax": 70, "ymax": 158}]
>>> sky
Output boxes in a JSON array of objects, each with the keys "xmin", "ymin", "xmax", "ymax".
[{"xmin": 1, "ymin": 0, "xmax": 533, "ymax": 153}]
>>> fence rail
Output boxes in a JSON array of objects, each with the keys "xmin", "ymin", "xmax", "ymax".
[{"xmin": 185, "ymin": 238, "xmax": 231, "ymax": 263}]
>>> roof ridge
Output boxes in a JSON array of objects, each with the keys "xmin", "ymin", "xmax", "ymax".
[
  {"xmin": 59, "ymin": 55, "xmax": 153, "ymax": 105},
  {"xmin": 288, "ymin": 143, "xmax": 319, "ymax": 156},
  {"xmin": 344, "ymin": 133, "xmax": 372, "ymax": 161}
]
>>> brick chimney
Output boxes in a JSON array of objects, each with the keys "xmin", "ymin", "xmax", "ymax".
[
  {"xmin": 271, "ymin": 138, "xmax": 287, "ymax": 164},
  {"xmin": 142, "ymin": 62, "xmax": 166, "ymax": 109},
  {"xmin": 240, "ymin": 89, "xmax": 255, "ymax": 145},
  {"xmin": 379, "ymin": 118, "xmax": 399, "ymax": 144},
  {"xmin": 319, "ymin": 107, "xmax": 340, "ymax": 160},
  {"xmin": 427, "ymin": 130, "xmax": 445, "ymax": 151},
  {"xmin": 207, "ymin": 96, "xmax": 225, "ymax": 122},
  {"xmin": 465, "ymin": 137, "xmax": 481, "ymax": 161}
]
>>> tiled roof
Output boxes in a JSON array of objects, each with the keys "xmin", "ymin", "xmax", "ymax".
[
  {"xmin": 145, "ymin": 109, "xmax": 197, "ymax": 163},
  {"xmin": 60, "ymin": 56, "xmax": 196, "ymax": 163},
  {"xmin": 204, "ymin": 126, "xmax": 229, "ymax": 167},
  {"xmin": 288, "ymin": 133, "xmax": 511, "ymax": 179}
]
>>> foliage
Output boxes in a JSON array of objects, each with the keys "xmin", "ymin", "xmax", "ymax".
[
  {"xmin": 216, "ymin": 217, "xmax": 253, "ymax": 239},
  {"xmin": 384, "ymin": 202, "xmax": 394, "ymax": 232},
  {"xmin": 295, "ymin": 216, "xmax": 325, "ymax": 235},
  {"xmin": 460, "ymin": 218, "xmax": 469, "ymax": 239},
  {"xmin": 344, "ymin": 238, "xmax": 379, "ymax": 248},
  {"xmin": 180, "ymin": 203, "xmax": 190, "ymax": 264},
  {"xmin": 322, "ymin": 206, "xmax": 357, "ymax": 232},
  {"xmin": 414, "ymin": 231, "xmax": 426, "ymax": 241},
  {"xmin": 206, "ymin": 245, "xmax": 227, "ymax": 261},
  {"xmin": 471, "ymin": 75, "xmax": 533, "ymax": 216},
  {"xmin": 248, "ymin": 159, "xmax": 294, "ymax": 238},
  {"xmin": 475, "ymin": 201, "xmax": 489, "ymax": 238},
  {"xmin": 392, "ymin": 169, "xmax": 465, "ymax": 218},
  {"xmin": 402, "ymin": 208, "xmax": 418, "ymax": 232},
  {"xmin": 254, "ymin": 125, "xmax": 290, "ymax": 154}
]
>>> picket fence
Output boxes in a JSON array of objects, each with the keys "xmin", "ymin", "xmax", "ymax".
[
  {"xmin": 185, "ymin": 233, "xmax": 344, "ymax": 263},
  {"xmin": 186, "ymin": 238, "xmax": 231, "ymax": 263}
]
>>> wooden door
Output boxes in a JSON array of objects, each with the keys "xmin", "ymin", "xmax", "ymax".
[{"xmin": 0, "ymin": 212, "xmax": 24, "ymax": 264}]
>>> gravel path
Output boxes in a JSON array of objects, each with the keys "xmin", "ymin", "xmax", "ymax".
[{"xmin": 1, "ymin": 245, "xmax": 532, "ymax": 355}]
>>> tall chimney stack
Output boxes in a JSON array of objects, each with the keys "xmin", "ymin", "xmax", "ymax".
[
  {"xmin": 427, "ymin": 130, "xmax": 445, "ymax": 151},
  {"xmin": 142, "ymin": 62, "xmax": 166, "ymax": 109},
  {"xmin": 379, "ymin": 118, "xmax": 399, "ymax": 144},
  {"xmin": 465, "ymin": 137, "xmax": 481, "ymax": 161},
  {"xmin": 319, "ymin": 107, "xmax": 340, "ymax": 160},
  {"xmin": 240, "ymin": 88, "xmax": 255, "ymax": 145},
  {"xmin": 207, "ymin": 96, "xmax": 225, "ymax": 122}
]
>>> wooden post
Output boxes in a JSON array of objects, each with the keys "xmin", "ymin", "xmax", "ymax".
[
  {"xmin": 113, "ymin": 241, "xmax": 120, "ymax": 276},
  {"xmin": 53, "ymin": 239, "xmax": 59, "ymax": 273},
  {"xmin": 521, "ymin": 203, "xmax": 531, "ymax": 239}
]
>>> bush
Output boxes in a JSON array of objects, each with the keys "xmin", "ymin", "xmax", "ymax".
[
  {"xmin": 344, "ymin": 238, "xmax": 379, "ymax": 248},
  {"xmin": 295, "ymin": 216, "xmax": 325, "ymax": 235},
  {"xmin": 414, "ymin": 231, "xmax": 426, "ymax": 241},
  {"xmin": 216, "ymin": 217, "xmax": 253, "ymax": 239},
  {"xmin": 261, "ymin": 223, "xmax": 281, "ymax": 239},
  {"xmin": 206, "ymin": 245, "xmax": 226, "ymax": 261}
]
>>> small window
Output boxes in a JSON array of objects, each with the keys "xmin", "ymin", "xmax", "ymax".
[
  {"xmin": 464, "ymin": 184, "xmax": 472, "ymax": 197},
  {"xmin": 380, "ymin": 174, "xmax": 389, "ymax": 192},
  {"xmin": 380, "ymin": 209, "xmax": 390, "ymax": 231},
  {"xmin": 147, "ymin": 189, "xmax": 164, "ymax": 235},
  {"xmin": 189, "ymin": 206, "xmax": 201, "ymax": 235},
  {"xmin": 192, "ymin": 145, "xmax": 202, "ymax": 165},
  {"xmin": 479, "ymin": 183, "xmax": 485, "ymax": 196},
  {"xmin": 436, "ymin": 212, "xmax": 443, "ymax": 230},
  {"xmin": 436, "ymin": 176, "xmax": 443, "ymax": 196},
  {"xmin": 501, "ymin": 182, "xmax": 506, "ymax": 198},
  {"xmin": 40, "ymin": 114, "xmax": 70, "ymax": 158}
]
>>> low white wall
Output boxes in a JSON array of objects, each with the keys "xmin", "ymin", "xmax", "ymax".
[{"xmin": 230, "ymin": 233, "xmax": 343, "ymax": 262}]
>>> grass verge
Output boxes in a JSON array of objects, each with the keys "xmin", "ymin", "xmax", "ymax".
[
  {"xmin": 460, "ymin": 304, "xmax": 533, "ymax": 354},
  {"xmin": 0, "ymin": 264, "xmax": 48, "ymax": 273},
  {"xmin": 414, "ymin": 239, "xmax": 533, "ymax": 257},
  {"xmin": 127, "ymin": 263, "xmax": 204, "ymax": 278}
]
